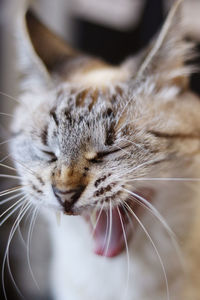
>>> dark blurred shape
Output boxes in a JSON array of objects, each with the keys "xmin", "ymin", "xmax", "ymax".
[
  {"xmin": 190, "ymin": 43, "xmax": 200, "ymax": 96},
  {"xmin": 73, "ymin": 0, "xmax": 164, "ymax": 64}
]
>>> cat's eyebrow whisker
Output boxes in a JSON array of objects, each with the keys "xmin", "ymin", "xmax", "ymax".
[
  {"xmin": 2, "ymin": 200, "xmax": 31, "ymax": 299},
  {"xmin": 123, "ymin": 201, "xmax": 170, "ymax": 300},
  {"xmin": 118, "ymin": 137, "xmax": 148, "ymax": 151},
  {"xmin": 115, "ymin": 145, "xmax": 130, "ymax": 156},
  {"xmin": 122, "ymin": 188, "xmax": 184, "ymax": 269},
  {"xmin": 115, "ymin": 95, "xmax": 136, "ymax": 130},
  {"xmin": 110, "ymin": 157, "xmax": 166, "ymax": 175},
  {"xmin": 127, "ymin": 158, "xmax": 167, "ymax": 173},
  {"xmin": 117, "ymin": 205, "xmax": 130, "ymax": 300}
]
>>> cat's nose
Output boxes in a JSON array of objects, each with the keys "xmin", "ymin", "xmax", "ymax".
[{"xmin": 52, "ymin": 185, "xmax": 85, "ymax": 214}]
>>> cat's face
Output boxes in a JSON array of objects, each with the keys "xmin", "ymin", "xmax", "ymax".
[{"xmin": 10, "ymin": 3, "xmax": 200, "ymax": 257}]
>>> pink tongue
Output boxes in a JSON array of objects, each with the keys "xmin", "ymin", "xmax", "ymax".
[{"xmin": 93, "ymin": 207, "xmax": 126, "ymax": 258}]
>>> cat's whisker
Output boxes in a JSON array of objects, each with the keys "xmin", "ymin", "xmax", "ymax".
[
  {"xmin": 0, "ymin": 196, "xmax": 27, "ymax": 220},
  {"xmin": 123, "ymin": 201, "xmax": 170, "ymax": 300},
  {"xmin": 11, "ymin": 156, "xmax": 40, "ymax": 177},
  {"xmin": 27, "ymin": 205, "xmax": 40, "ymax": 290},
  {"xmin": 0, "ymin": 154, "xmax": 12, "ymax": 163},
  {"xmin": 128, "ymin": 177, "xmax": 200, "ymax": 182},
  {"xmin": 17, "ymin": 200, "xmax": 35, "ymax": 249},
  {"xmin": 109, "ymin": 157, "xmax": 166, "ymax": 175},
  {"xmin": 117, "ymin": 205, "xmax": 130, "ymax": 300},
  {"xmin": 0, "ymin": 163, "xmax": 17, "ymax": 172},
  {"xmin": 0, "ymin": 200, "xmax": 26, "ymax": 227},
  {"xmin": 118, "ymin": 137, "xmax": 148, "ymax": 152},
  {"xmin": 0, "ymin": 91, "xmax": 21, "ymax": 104},
  {"xmin": 0, "ymin": 174, "xmax": 21, "ymax": 180},
  {"xmin": 115, "ymin": 95, "xmax": 135, "ymax": 130},
  {"xmin": 91, "ymin": 201, "xmax": 105, "ymax": 238},
  {"xmin": 122, "ymin": 188, "xmax": 185, "ymax": 269},
  {"xmin": 126, "ymin": 158, "xmax": 167, "ymax": 173},
  {"xmin": 0, "ymin": 138, "xmax": 16, "ymax": 147},
  {"xmin": 104, "ymin": 200, "xmax": 113, "ymax": 257},
  {"xmin": 102, "ymin": 209, "xmax": 109, "ymax": 253},
  {"xmin": 0, "ymin": 186, "xmax": 23, "ymax": 197},
  {"xmin": 115, "ymin": 145, "xmax": 130, "ymax": 156},
  {"xmin": 0, "ymin": 191, "xmax": 25, "ymax": 205},
  {"xmin": 2, "ymin": 200, "xmax": 31, "ymax": 300},
  {"xmin": 0, "ymin": 112, "xmax": 14, "ymax": 118}
]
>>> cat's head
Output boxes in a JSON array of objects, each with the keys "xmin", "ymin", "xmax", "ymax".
[{"xmin": 10, "ymin": 0, "xmax": 200, "ymax": 256}]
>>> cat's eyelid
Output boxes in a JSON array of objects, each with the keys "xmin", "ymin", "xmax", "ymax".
[
  {"xmin": 41, "ymin": 149, "xmax": 57, "ymax": 158},
  {"xmin": 87, "ymin": 146, "xmax": 129, "ymax": 163}
]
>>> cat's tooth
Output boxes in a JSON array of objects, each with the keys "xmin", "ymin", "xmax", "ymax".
[{"xmin": 55, "ymin": 212, "xmax": 61, "ymax": 226}]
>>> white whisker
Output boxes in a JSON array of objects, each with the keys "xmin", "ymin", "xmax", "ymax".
[
  {"xmin": 124, "ymin": 201, "xmax": 170, "ymax": 300},
  {"xmin": 0, "ymin": 112, "xmax": 14, "ymax": 118},
  {"xmin": 0, "ymin": 138, "xmax": 15, "ymax": 146},
  {"xmin": 91, "ymin": 201, "xmax": 105, "ymax": 237},
  {"xmin": 122, "ymin": 188, "xmax": 185, "ymax": 269},
  {"xmin": 0, "ymin": 196, "xmax": 27, "ymax": 226},
  {"xmin": 27, "ymin": 205, "xmax": 40, "ymax": 290},
  {"xmin": 0, "ymin": 186, "xmax": 23, "ymax": 197},
  {"xmin": 0, "ymin": 191, "xmax": 25, "ymax": 205},
  {"xmin": 0, "ymin": 91, "xmax": 21, "ymax": 104},
  {"xmin": 0, "ymin": 196, "xmax": 26, "ymax": 219},
  {"xmin": 117, "ymin": 206, "xmax": 130, "ymax": 300},
  {"xmin": 2, "ymin": 200, "xmax": 31, "ymax": 300},
  {"xmin": 0, "ymin": 163, "xmax": 17, "ymax": 172},
  {"xmin": 0, "ymin": 174, "xmax": 20, "ymax": 179},
  {"xmin": 104, "ymin": 200, "xmax": 113, "ymax": 257},
  {"xmin": 130, "ymin": 177, "xmax": 200, "ymax": 182}
]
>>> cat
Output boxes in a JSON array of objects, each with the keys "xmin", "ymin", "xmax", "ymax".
[{"xmin": 5, "ymin": 0, "xmax": 200, "ymax": 299}]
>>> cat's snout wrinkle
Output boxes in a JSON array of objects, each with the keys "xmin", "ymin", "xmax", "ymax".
[{"xmin": 52, "ymin": 185, "xmax": 86, "ymax": 214}]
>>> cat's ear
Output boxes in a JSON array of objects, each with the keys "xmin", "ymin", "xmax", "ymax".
[
  {"xmin": 16, "ymin": 8, "xmax": 83, "ymax": 90},
  {"xmin": 135, "ymin": 0, "xmax": 193, "ymax": 91},
  {"xmin": 25, "ymin": 11, "xmax": 78, "ymax": 73}
]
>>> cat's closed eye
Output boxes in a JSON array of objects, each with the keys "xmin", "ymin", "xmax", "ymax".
[
  {"xmin": 33, "ymin": 145, "xmax": 57, "ymax": 162},
  {"xmin": 42, "ymin": 150, "xmax": 57, "ymax": 162},
  {"xmin": 86, "ymin": 146, "xmax": 129, "ymax": 163}
]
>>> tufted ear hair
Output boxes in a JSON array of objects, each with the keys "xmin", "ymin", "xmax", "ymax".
[{"xmin": 134, "ymin": 0, "xmax": 194, "ymax": 91}]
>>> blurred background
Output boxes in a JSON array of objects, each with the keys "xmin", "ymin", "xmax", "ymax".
[{"xmin": 0, "ymin": 0, "xmax": 200, "ymax": 299}]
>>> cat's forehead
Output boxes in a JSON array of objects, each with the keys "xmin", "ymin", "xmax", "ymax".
[{"xmin": 53, "ymin": 84, "xmax": 125, "ymax": 116}]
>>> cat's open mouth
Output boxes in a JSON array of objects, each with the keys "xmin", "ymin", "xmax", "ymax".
[
  {"xmin": 82, "ymin": 189, "xmax": 153, "ymax": 258},
  {"xmin": 83, "ymin": 204, "xmax": 133, "ymax": 258}
]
